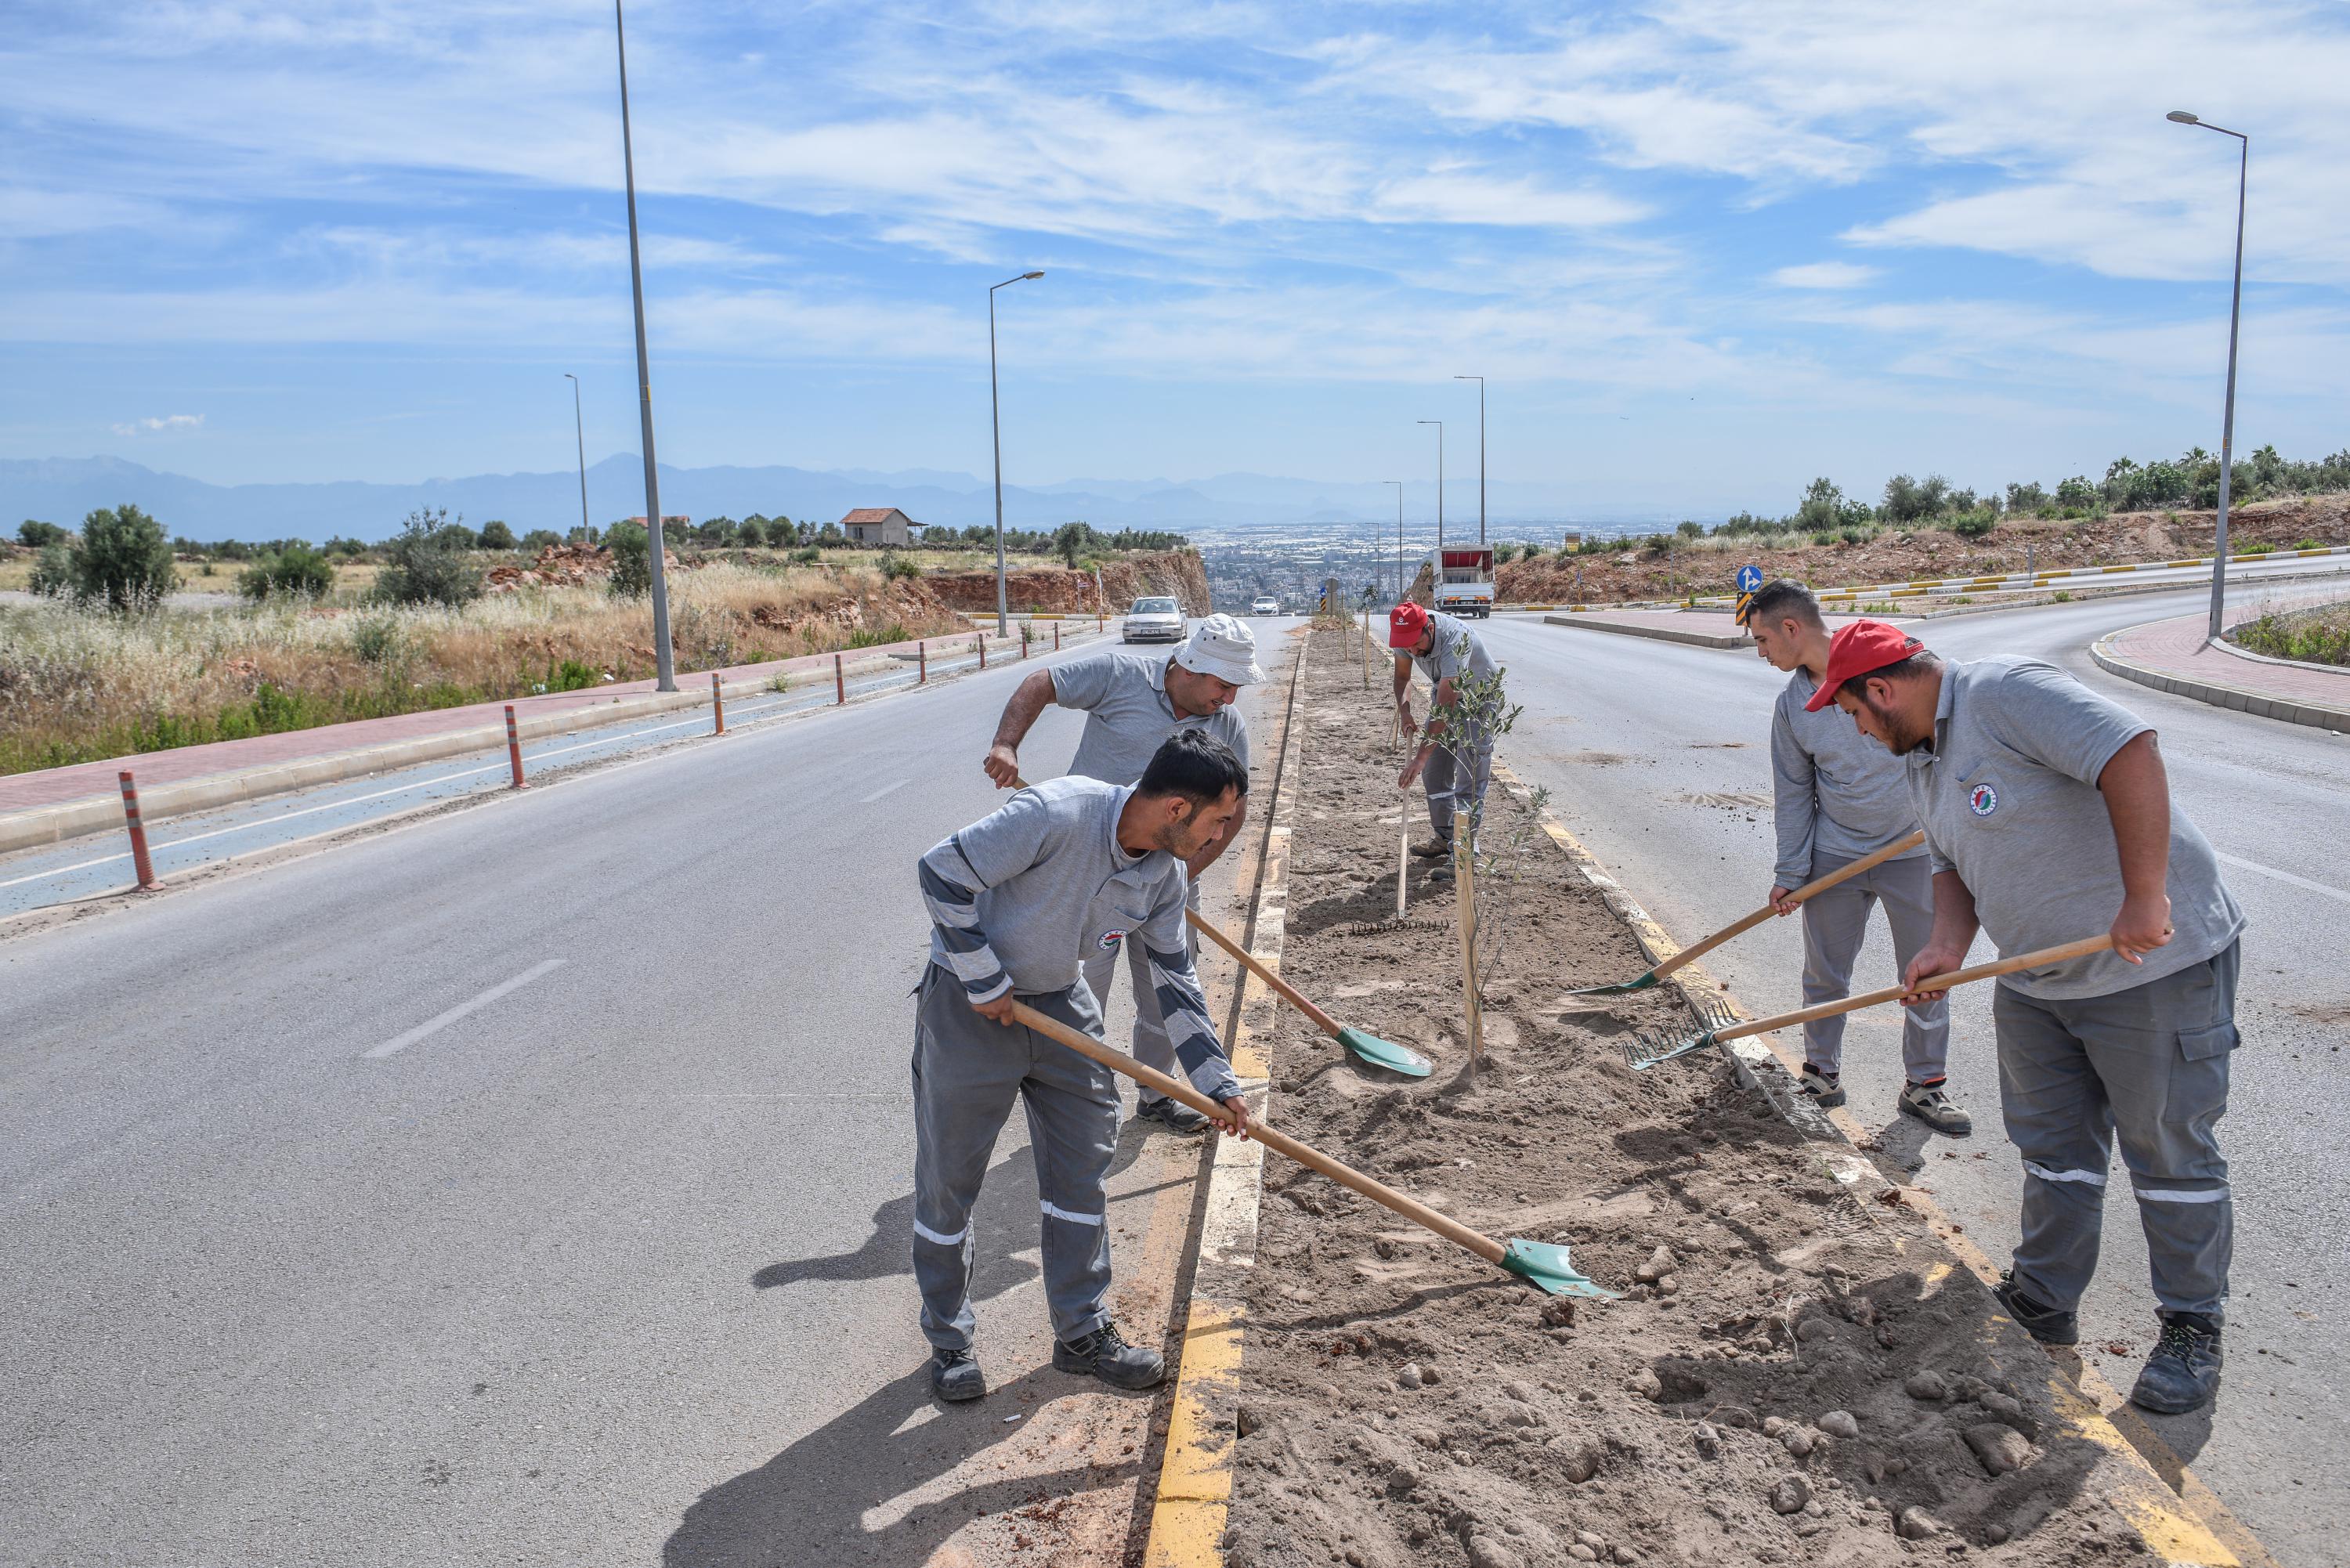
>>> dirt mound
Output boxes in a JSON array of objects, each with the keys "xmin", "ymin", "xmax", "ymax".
[
  {"xmin": 749, "ymin": 577, "xmax": 961, "ymax": 638},
  {"xmin": 924, "ymin": 549, "xmax": 1212, "ymax": 615},
  {"xmin": 1220, "ymin": 627, "xmax": 2153, "ymax": 1568},
  {"xmin": 487, "ymin": 543, "xmax": 616, "ymax": 591},
  {"xmin": 1499, "ymin": 493, "xmax": 2350, "ymax": 605}
]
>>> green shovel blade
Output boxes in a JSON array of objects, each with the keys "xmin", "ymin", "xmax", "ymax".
[
  {"xmin": 1499, "ymin": 1238, "xmax": 1618, "ymax": 1299},
  {"xmin": 1567, "ymin": 970, "xmax": 1659, "ymax": 997},
  {"xmin": 1336, "ymin": 1025, "xmax": 1433, "ymax": 1078}
]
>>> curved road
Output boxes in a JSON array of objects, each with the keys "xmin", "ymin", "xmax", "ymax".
[{"xmin": 1476, "ymin": 587, "xmax": 2346, "ymax": 1565}]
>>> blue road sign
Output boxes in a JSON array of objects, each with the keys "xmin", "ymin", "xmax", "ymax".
[{"xmin": 1737, "ymin": 564, "xmax": 1764, "ymax": 594}]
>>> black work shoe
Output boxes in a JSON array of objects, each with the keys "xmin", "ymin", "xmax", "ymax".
[
  {"xmin": 1992, "ymin": 1271, "xmax": 2080, "ymax": 1346},
  {"xmin": 1797, "ymin": 1062, "xmax": 1846, "ymax": 1108},
  {"xmin": 1053, "ymin": 1321, "xmax": 1165, "ymax": 1390},
  {"xmin": 931, "ymin": 1347, "xmax": 986, "ymax": 1402},
  {"xmin": 1899, "ymin": 1078, "xmax": 1973, "ymax": 1136},
  {"xmin": 1409, "ymin": 836, "xmax": 1453, "ymax": 859},
  {"xmin": 2131, "ymin": 1313, "xmax": 2224, "ymax": 1414},
  {"xmin": 1135, "ymin": 1094, "xmax": 1209, "ymax": 1135}
]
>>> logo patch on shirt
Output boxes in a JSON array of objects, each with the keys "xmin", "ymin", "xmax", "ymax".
[
  {"xmin": 1968, "ymin": 782, "xmax": 1999, "ymax": 818},
  {"xmin": 1097, "ymin": 929, "xmax": 1127, "ymax": 950}
]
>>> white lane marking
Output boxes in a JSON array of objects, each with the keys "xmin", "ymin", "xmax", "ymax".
[
  {"xmin": 859, "ymin": 779, "xmax": 909, "ymax": 804},
  {"xmin": 2216, "ymin": 851, "xmax": 2350, "ymax": 906},
  {"xmin": 364, "ymin": 959, "xmax": 567, "ymax": 1060}
]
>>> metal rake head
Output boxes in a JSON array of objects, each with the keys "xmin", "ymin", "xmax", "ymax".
[{"xmin": 1622, "ymin": 995, "xmax": 1738, "ymax": 1072}]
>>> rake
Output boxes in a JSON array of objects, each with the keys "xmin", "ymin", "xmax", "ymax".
[
  {"xmin": 1009, "ymin": 1000, "xmax": 1613, "ymax": 1297},
  {"xmin": 1622, "ymin": 933, "xmax": 2116, "ymax": 1071},
  {"xmin": 1571, "ymin": 829, "xmax": 1926, "ymax": 995}
]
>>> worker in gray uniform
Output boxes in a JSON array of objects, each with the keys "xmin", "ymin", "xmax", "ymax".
[
  {"xmin": 916, "ymin": 732, "xmax": 1253, "ymax": 1403},
  {"xmin": 1388, "ymin": 599, "xmax": 1497, "ymax": 865},
  {"xmin": 1820, "ymin": 620, "xmax": 2245, "ymax": 1414},
  {"xmin": 1743, "ymin": 580, "xmax": 1970, "ymax": 1135},
  {"xmin": 982, "ymin": 614, "xmax": 1261, "ymax": 1134}
]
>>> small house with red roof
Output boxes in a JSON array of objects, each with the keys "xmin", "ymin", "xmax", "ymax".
[{"xmin": 838, "ymin": 508, "xmax": 924, "ymax": 547}]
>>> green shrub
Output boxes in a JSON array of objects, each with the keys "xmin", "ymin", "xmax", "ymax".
[
  {"xmin": 239, "ymin": 545, "xmax": 335, "ymax": 602},
  {"xmin": 2238, "ymin": 541, "xmax": 2275, "ymax": 555},
  {"xmin": 17, "ymin": 518, "xmax": 68, "ymax": 548},
  {"xmin": 1952, "ymin": 509, "xmax": 1997, "ymax": 539},
  {"xmin": 520, "ymin": 529, "xmax": 562, "ymax": 553},
  {"xmin": 477, "ymin": 520, "xmax": 516, "ymax": 551},
  {"xmin": 349, "ymin": 614, "xmax": 404, "ymax": 664},
  {"xmin": 1810, "ymin": 530, "xmax": 1838, "ymax": 547},
  {"xmin": 542, "ymin": 658, "xmax": 599, "ymax": 692},
  {"xmin": 1676, "ymin": 520, "xmax": 1703, "ymax": 540},
  {"xmin": 791, "ymin": 545, "xmax": 822, "ymax": 565},
  {"xmin": 73, "ymin": 503, "xmax": 178, "ymax": 609},
  {"xmin": 847, "ymin": 623, "xmax": 909, "ymax": 649},
  {"xmin": 27, "ymin": 542, "xmax": 77, "ymax": 598},
  {"xmin": 2052, "ymin": 590, "xmax": 2072, "ymax": 602},
  {"xmin": 1840, "ymin": 526, "xmax": 1872, "ymax": 544},
  {"xmin": 2296, "ymin": 537, "xmax": 2323, "ymax": 550},
  {"xmin": 377, "ymin": 508, "xmax": 483, "ymax": 605},
  {"xmin": 880, "ymin": 551, "xmax": 922, "ymax": 581},
  {"xmin": 606, "ymin": 518, "xmax": 652, "ymax": 596}
]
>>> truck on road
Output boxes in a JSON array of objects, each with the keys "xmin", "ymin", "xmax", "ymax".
[{"xmin": 1433, "ymin": 547, "xmax": 1495, "ymax": 618}]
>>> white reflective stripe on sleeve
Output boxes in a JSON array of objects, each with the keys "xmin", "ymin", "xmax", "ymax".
[
  {"xmin": 1039, "ymin": 1200, "xmax": 1104, "ymax": 1227},
  {"xmin": 2023, "ymin": 1161, "xmax": 2108, "ymax": 1186},
  {"xmin": 2132, "ymin": 1187, "xmax": 2230, "ymax": 1204},
  {"xmin": 912, "ymin": 1219, "xmax": 968, "ymax": 1246}
]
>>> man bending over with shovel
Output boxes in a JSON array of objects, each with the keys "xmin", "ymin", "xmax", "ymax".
[
  {"xmin": 1820, "ymin": 620, "xmax": 2245, "ymax": 1414},
  {"xmin": 915, "ymin": 732, "xmax": 1253, "ymax": 1403},
  {"xmin": 1389, "ymin": 600, "xmax": 1497, "ymax": 870},
  {"xmin": 981, "ymin": 615, "xmax": 1262, "ymax": 1135},
  {"xmin": 1744, "ymin": 579, "xmax": 1971, "ymax": 1136}
]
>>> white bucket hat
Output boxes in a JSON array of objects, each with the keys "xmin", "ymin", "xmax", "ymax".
[{"xmin": 1174, "ymin": 612, "xmax": 1264, "ymax": 685}]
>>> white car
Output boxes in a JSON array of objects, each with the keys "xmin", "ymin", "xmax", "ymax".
[
  {"xmin": 1249, "ymin": 594, "xmax": 1280, "ymax": 616},
  {"xmin": 1121, "ymin": 595, "xmax": 1186, "ymax": 644}
]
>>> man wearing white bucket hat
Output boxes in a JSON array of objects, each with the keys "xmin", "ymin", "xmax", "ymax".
[{"xmin": 984, "ymin": 612, "xmax": 1264, "ymax": 1132}]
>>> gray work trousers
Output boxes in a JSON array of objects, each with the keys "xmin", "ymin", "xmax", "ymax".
[
  {"xmin": 1423, "ymin": 729, "xmax": 1495, "ymax": 844},
  {"xmin": 1799, "ymin": 850, "xmax": 1949, "ymax": 1082},
  {"xmin": 1080, "ymin": 884, "xmax": 1195, "ymax": 1108},
  {"xmin": 1994, "ymin": 941, "xmax": 2238, "ymax": 1321},
  {"xmin": 909, "ymin": 963, "xmax": 1118, "ymax": 1352}
]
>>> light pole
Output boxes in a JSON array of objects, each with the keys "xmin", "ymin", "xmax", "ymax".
[
  {"xmin": 562, "ymin": 374, "xmax": 589, "ymax": 542},
  {"xmin": 1455, "ymin": 375, "xmax": 1485, "ymax": 545},
  {"xmin": 1383, "ymin": 479, "xmax": 1404, "ymax": 603},
  {"xmin": 2167, "ymin": 109, "xmax": 2248, "ymax": 641},
  {"xmin": 613, "ymin": 0, "xmax": 674, "ymax": 690},
  {"xmin": 1417, "ymin": 420, "xmax": 1444, "ymax": 598},
  {"xmin": 989, "ymin": 269, "xmax": 1045, "ymax": 637}
]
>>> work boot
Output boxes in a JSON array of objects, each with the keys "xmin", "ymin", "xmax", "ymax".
[
  {"xmin": 1797, "ymin": 1062, "xmax": 1846, "ymax": 1108},
  {"xmin": 1992, "ymin": 1270, "xmax": 2080, "ymax": 1346},
  {"xmin": 1898, "ymin": 1078, "xmax": 1973, "ymax": 1136},
  {"xmin": 1134, "ymin": 1094, "xmax": 1209, "ymax": 1135},
  {"xmin": 1053, "ymin": 1321, "xmax": 1165, "ymax": 1390},
  {"xmin": 931, "ymin": 1346, "xmax": 986, "ymax": 1403},
  {"xmin": 2131, "ymin": 1313, "xmax": 2223, "ymax": 1414},
  {"xmin": 1409, "ymin": 836, "xmax": 1453, "ymax": 859}
]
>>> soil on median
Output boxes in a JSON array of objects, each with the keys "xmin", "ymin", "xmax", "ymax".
[{"xmin": 1222, "ymin": 626, "xmax": 2136, "ymax": 1568}]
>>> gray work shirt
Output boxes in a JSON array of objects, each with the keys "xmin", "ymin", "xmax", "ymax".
[
  {"xmin": 1053, "ymin": 652, "xmax": 1251, "ymax": 787},
  {"xmin": 1905, "ymin": 656, "xmax": 2244, "ymax": 1001},
  {"xmin": 1408, "ymin": 612, "xmax": 1499, "ymax": 740},
  {"xmin": 1771, "ymin": 667, "xmax": 1926, "ymax": 889}
]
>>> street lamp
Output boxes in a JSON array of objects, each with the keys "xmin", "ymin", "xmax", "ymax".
[
  {"xmin": 562, "ymin": 374, "xmax": 589, "ymax": 542},
  {"xmin": 1417, "ymin": 420, "xmax": 1444, "ymax": 599},
  {"xmin": 1454, "ymin": 375, "xmax": 1485, "ymax": 545},
  {"xmin": 613, "ymin": 0, "xmax": 674, "ymax": 690},
  {"xmin": 989, "ymin": 269, "xmax": 1046, "ymax": 638},
  {"xmin": 1383, "ymin": 479, "xmax": 1404, "ymax": 603},
  {"xmin": 2167, "ymin": 109, "xmax": 2249, "ymax": 641}
]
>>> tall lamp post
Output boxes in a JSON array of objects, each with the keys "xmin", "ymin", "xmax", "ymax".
[
  {"xmin": 1417, "ymin": 420, "xmax": 1444, "ymax": 600},
  {"xmin": 1454, "ymin": 374, "xmax": 1485, "ymax": 545},
  {"xmin": 989, "ymin": 269, "xmax": 1046, "ymax": 638},
  {"xmin": 1383, "ymin": 479, "xmax": 1404, "ymax": 604},
  {"xmin": 562, "ymin": 374, "xmax": 590, "ymax": 541},
  {"xmin": 613, "ymin": 0, "xmax": 674, "ymax": 690},
  {"xmin": 2167, "ymin": 109, "xmax": 2248, "ymax": 641}
]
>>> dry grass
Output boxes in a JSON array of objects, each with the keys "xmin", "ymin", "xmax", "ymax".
[{"xmin": 0, "ymin": 561, "xmax": 971, "ymax": 775}]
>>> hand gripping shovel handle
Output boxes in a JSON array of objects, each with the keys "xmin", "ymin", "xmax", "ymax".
[
  {"xmin": 1185, "ymin": 908, "xmax": 1343, "ymax": 1035},
  {"xmin": 1649, "ymin": 828, "xmax": 1927, "ymax": 982},
  {"xmin": 1006, "ymin": 1001, "xmax": 1506, "ymax": 1266},
  {"xmin": 1717, "ymin": 933, "xmax": 2117, "ymax": 1046}
]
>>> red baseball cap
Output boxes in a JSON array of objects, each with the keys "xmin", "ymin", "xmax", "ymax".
[
  {"xmin": 1387, "ymin": 600, "xmax": 1430, "ymax": 649},
  {"xmin": 1805, "ymin": 619, "xmax": 1922, "ymax": 710}
]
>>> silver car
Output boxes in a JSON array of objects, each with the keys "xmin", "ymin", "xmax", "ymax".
[
  {"xmin": 1249, "ymin": 594, "xmax": 1280, "ymax": 616},
  {"xmin": 1121, "ymin": 595, "xmax": 1185, "ymax": 643}
]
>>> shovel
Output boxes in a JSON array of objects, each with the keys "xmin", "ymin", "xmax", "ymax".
[
  {"xmin": 1007, "ymin": 1000, "xmax": 1612, "ymax": 1298},
  {"xmin": 1622, "ymin": 933, "xmax": 2116, "ymax": 1071},
  {"xmin": 1571, "ymin": 829, "xmax": 1927, "ymax": 995},
  {"xmin": 1186, "ymin": 909, "xmax": 1433, "ymax": 1077}
]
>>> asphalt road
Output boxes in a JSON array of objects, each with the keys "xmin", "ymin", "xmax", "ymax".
[
  {"xmin": 1472, "ymin": 588, "xmax": 2347, "ymax": 1566},
  {"xmin": 0, "ymin": 622, "xmax": 1289, "ymax": 1566}
]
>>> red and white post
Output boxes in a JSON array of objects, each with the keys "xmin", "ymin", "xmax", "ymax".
[
  {"xmin": 711, "ymin": 671, "xmax": 726, "ymax": 735},
  {"xmin": 117, "ymin": 771, "xmax": 163, "ymax": 891},
  {"xmin": 504, "ymin": 704, "xmax": 528, "ymax": 789}
]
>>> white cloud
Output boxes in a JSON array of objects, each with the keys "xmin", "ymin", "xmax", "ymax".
[
  {"xmin": 1769, "ymin": 262, "xmax": 1878, "ymax": 290},
  {"xmin": 109, "ymin": 414, "xmax": 204, "ymax": 436}
]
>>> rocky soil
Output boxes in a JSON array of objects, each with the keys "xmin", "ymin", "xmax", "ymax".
[
  {"xmin": 1220, "ymin": 626, "xmax": 2164, "ymax": 1568},
  {"xmin": 925, "ymin": 550, "xmax": 1213, "ymax": 616}
]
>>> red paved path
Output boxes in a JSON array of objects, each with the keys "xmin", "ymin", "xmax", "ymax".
[{"xmin": 2109, "ymin": 609, "xmax": 2350, "ymax": 709}]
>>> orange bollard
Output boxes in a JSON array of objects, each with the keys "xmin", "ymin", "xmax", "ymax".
[
  {"xmin": 711, "ymin": 671, "xmax": 725, "ymax": 735},
  {"xmin": 919, "ymin": 641, "xmax": 927, "ymax": 684},
  {"xmin": 979, "ymin": 635, "xmax": 987, "ymax": 670},
  {"xmin": 117, "ymin": 771, "xmax": 163, "ymax": 891},
  {"xmin": 835, "ymin": 652, "xmax": 845, "ymax": 704},
  {"xmin": 1054, "ymin": 622, "xmax": 1061, "ymax": 651},
  {"xmin": 504, "ymin": 704, "xmax": 528, "ymax": 789},
  {"xmin": 1021, "ymin": 624, "xmax": 1029, "ymax": 659}
]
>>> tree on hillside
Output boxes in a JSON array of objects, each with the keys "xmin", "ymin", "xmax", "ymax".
[
  {"xmin": 606, "ymin": 518, "xmax": 652, "ymax": 596},
  {"xmin": 1795, "ymin": 478, "xmax": 1842, "ymax": 530},
  {"xmin": 377, "ymin": 508, "xmax": 482, "ymax": 605},
  {"xmin": 74, "ymin": 503, "xmax": 178, "ymax": 610},
  {"xmin": 1054, "ymin": 521, "xmax": 1098, "ymax": 568},
  {"xmin": 520, "ymin": 529, "xmax": 562, "ymax": 552},
  {"xmin": 17, "ymin": 519, "xmax": 68, "ymax": 548},
  {"xmin": 478, "ymin": 519, "xmax": 517, "ymax": 551}
]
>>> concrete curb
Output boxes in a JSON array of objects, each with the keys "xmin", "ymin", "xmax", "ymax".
[
  {"xmin": 1141, "ymin": 630, "xmax": 1311, "ymax": 1568},
  {"xmin": 1492, "ymin": 761, "xmax": 2273, "ymax": 1568},
  {"xmin": 1538, "ymin": 612, "xmax": 1747, "ymax": 650},
  {"xmin": 2091, "ymin": 627, "xmax": 2350, "ymax": 735}
]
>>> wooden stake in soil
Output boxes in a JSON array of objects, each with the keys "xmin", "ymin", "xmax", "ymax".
[{"xmin": 1454, "ymin": 832, "xmax": 1484, "ymax": 1076}]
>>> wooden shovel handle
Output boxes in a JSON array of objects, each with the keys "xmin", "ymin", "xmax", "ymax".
[
  {"xmin": 1184, "ymin": 908, "xmax": 1343, "ymax": 1037},
  {"xmin": 1651, "ymin": 829, "xmax": 1926, "ymax": 981},
  {"xmin": 1007, "ymin": 1000, "xmax": 1504, "ymax": 1265},
  {"xmin": 1719, "ymin": 934, "xmax": 2117, "ymax": 1046}
]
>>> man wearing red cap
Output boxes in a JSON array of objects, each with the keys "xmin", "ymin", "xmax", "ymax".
[
  {"xmin": 1817, "ymin": 619, "xmax": 2245, "ymax": 1415},
  {"xmin": 1388, "ymin": 601, "xmax": 1497, "ymax": 864}
]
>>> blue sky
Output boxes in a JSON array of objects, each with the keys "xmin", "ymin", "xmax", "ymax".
[{"xmin": 4, "ymin": 0, "xmax": 2346, "ymax": 516}]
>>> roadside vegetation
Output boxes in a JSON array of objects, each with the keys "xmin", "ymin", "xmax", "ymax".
[{"xmin": 2230, "ymin": 599, "xmax": 2350, "ymax": 668}]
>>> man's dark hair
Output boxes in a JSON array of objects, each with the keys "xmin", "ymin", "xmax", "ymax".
[
  {"xmin": 1744, "ymin": 578, "xmax": 1821, "ymax": 629},
  {"xmin": 1836, "ymin": 647, "xmax": 1941, "ymax": 705},
  {"xmin": 1139, "ymin": 730, "xmax": 1249, "ymax": 806}
]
